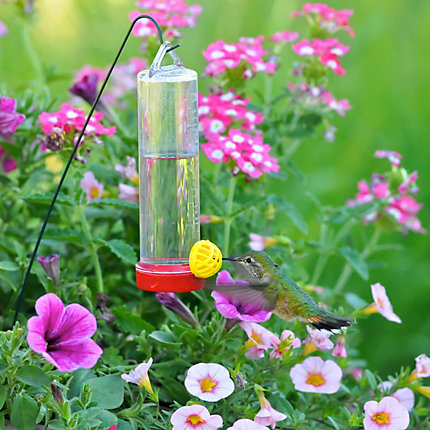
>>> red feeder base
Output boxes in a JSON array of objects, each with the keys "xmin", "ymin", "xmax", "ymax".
[{"xmin": 136, "ymin": 261, "xmax": 205, "ymax": 292}]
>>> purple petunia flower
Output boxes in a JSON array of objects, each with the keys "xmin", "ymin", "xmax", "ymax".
[
  {"xmin": 211, "ymin": 270, "xmax": 272, "ymax": 323},
  {"xmin": 0, "ymin": 95, "xmax": 26, "ymax": 137},
  {"xmin": 37, "ymin": 254, "xmax": 60, "ymax": 286},
  {"xmin": 26, "ymin": 293, "xmax": 103, "ymax": 372}
]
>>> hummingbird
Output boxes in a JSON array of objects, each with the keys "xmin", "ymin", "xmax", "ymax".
[{"xmin": 209, "ymin": 250, "xmax": 351, "ymax": 332}]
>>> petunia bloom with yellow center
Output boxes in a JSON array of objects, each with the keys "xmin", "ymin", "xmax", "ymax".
[
  {"xmin": 171, "ymin": 404, "xmax": 222, "ymax": 430},
  {"xmin": 184, "ymin": 362, "xmax": 234, "ymax": 402},
  {"xmin": 363, "ymin": 396, "xmax": 409, "ymax": 430}
]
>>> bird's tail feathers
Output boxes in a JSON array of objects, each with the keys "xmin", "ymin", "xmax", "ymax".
[{"xmin": 306, "ymin": 311, "xmax": 352, "ymax": 332}]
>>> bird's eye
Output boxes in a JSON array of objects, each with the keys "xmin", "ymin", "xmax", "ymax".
[{"xmin": 245, "ymin": 257, "xmax": 252, "ymax": 264}]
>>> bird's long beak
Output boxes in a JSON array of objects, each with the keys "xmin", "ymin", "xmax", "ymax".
[{"xmin": 222, "ymin": 257, "xmax": 237, "ymax": 261}]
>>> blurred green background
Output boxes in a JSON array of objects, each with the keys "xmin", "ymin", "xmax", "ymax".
[{"xmin": 1, "ymin": 0, "xmax": 429, "ymax": 375}]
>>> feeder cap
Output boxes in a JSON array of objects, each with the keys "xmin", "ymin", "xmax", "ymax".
[{"xmin": 189, "ymin": 240, "xmax": 222, "ymax": 278}]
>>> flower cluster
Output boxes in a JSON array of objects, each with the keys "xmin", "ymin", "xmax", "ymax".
[
  {"xmin": 288, "ymin": 83, "xmax": 351, "ymax": 116},
  {"xmin": 270, "ymin": 31, "xmax": 299, "ymax": 44},
  {"xmin": 39, "ymin": 103, "xmax": 116, "ymax": 140},
  {"xmin": 292, "ymin": 38, "xmax": 350, "ymax": 75},
  {"xmin": 347, "ymin": 150, "xmax": 424, "ymax": 233},
  {"xmin": 198, "ymin": 91, "xmax": 264, "ymax": 137},
  {"xmin": 129, "ymin": 0, "xmax": 202, "ymax": 39},
  {"xmin": 71, "ymin": 58, "xmax": 146, "ymax": 107},
  {"xmin": 203, "ymin": 37, "xmax": 276, "ymax": 79},
  {"xmin": 292, "ymin": 3, "xmax": 354, "ymax": 37},
  {"xmin": 201, "ymin": 128, "xmax": 279, "ymax": 179}
]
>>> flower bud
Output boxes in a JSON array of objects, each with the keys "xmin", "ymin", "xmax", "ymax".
[
  {"xmin": 37, "ymin": 254, "xmax": 60, "ymax": 286},
  {"xmin": 156, "ymin": 293, "xmax": 198, "ymax": 327}
]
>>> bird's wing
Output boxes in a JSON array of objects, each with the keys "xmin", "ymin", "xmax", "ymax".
[{"xmin": 205, "ymin": 279, "xmax": 277, "ymax": 311}]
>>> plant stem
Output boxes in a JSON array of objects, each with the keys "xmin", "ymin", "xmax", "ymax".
[
  {"xmin": 284, "ymin": 139, "xmax": 301, "ymax": 160},
  {"xmin": 78, "ymin": 206, "xmax": 104, "ymax": 293},
  {"xmin": 333, "ymin": 226, "xmax": 382, "ymax": 293},
  {"xmin": 311, "ymin": 222, "xmax": 329, "ymax": 285},
  {"xmin": 21, "ymin": 18, "xmax": 45, "ymax": 84},
  {"xmin": 223, "ymin": 175, "xmax": 237, "ymax": 256}
]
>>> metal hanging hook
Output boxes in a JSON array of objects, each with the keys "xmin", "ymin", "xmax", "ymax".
[{"xmin": 12, "ymin": 14, "xmax": 168, "ymax": 326}]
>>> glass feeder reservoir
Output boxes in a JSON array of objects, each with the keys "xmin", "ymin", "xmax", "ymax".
[{"xmin": 136, "ymin": 42, "xmax": 203, "ymax": 292}]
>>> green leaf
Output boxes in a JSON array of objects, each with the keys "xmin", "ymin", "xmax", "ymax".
[
  {"xmin": 345, "ymin": 293, "xmax": 368, "ymax": 309},
  {"xmin": 101, "ymin": 346, "xmax": 127, "ymax": 367},
  {"xmin": 365, "ymin": 369, "xmax": 378, "ymax": 390},
  {"xmin": 112, "ymin": 305, "xmax": 155, "ymax": 335},
  {"xmin": 100, "ymin": 239, "xmax": 137, "ymax": 264},
  {"xmin": 90, "ymin": 198, "xmax": 138, "ymax": 209},
  {"xmin": 0, "ymin": 261, "xmax": 19, "ymax": 271},
  {"xmin": 68, "ymin": 368, "xmax": 96, "ymax": 399},
  {"xmin": 77, "ymin": 408, "xmax": 117, "ymax": 429},
  {"xmin": 117, "ymin": 419, "xmax": 134, "ymax": 430},
  {"xmin": 19, "ymin": 193, "xmax": 74, "ymax": 207},
  {"xmin": 10, "ymin": 394, "xmax": 39, "ymax": 430},
  {"xmin": 268, "ymin": 196, "xmax": 308, "ymax": 234},
  {"xmin": 0, "ymin": 386, "xmax": 6, "ymax": 409},
  {"xmin": 340, "ymin": 247, "xmax": 369, "ymax": 280},
  {"xmin": 86, "ymin": 375, "xmax": 125, "ymax": 410},
  {"xmin": 149, "ymin": 330, "xmax": 181, "ymax": 345},
  {"xmin": 16, "ymin": 365, "xmax": 53, "ymax": 387},
  {"xmin": 0, "ymin": 361, "xmax": 9, "ymax": 374}
]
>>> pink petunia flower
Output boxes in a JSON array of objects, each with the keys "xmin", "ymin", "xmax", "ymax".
[
  {"xmin": 118, "ymin": 183, "xmax": 139, "ymax": 204},
  {"xmin": 26, "ymin": 293, "xmax": 103, "ymax": 372},
  {"xmin": 37, "ymin": 254, "xmax": 60, "ymax": 286},
  {"xmin": 212, "ymin": 271, "xmax": 272, "ymax": 323},
  {"xmin": 332, "ymin": 334, "xmax": 347, "ymax": 358},
  {"xmin": 106, "ymin": 426, "xmax": 117, "ymax": 430},
  {"xmin": 378, "ymin": 381, "xmax": 415, "ymax": 411},
  {"xmin": 291, "ymin": 3, "xmax": 354, "ymax": 37},
  {"xmin": 270, "ymin": 330, "xmax": 301, "ymax": 360},
  {"xmin": 290, "ymin": 356, "xmax": 342, "ymax": 394},
  {"xmin": 171, "ymin": 404, "xmax": 223, "ymax": 430},
  {"xmin": 80, "ymin": 171, "xmax": 104, "ymax": 203},
  {"xmin": 0, "ymin": 95, "xmax": 26, "ymax": 137},
  {"xmin": 248, "ymin": 234, "xmax": 279, "ymax": 251},
  {"xmin": 240, "ymin": 322, "xmax": 277, "ymax": 360},
  {"xmin": 184, "ymin": 363, "xmax": 235, "ymax": 402},
  {"xmin": 227, "ymin": 419, "xmax": 269, "ymax": 430},
  {"xmin": 364, "ymin": 283, "xmax": 401, "ymax": 323},
  {"xmin": 363, "ymin": 396, "xmax": 409, "ymax": 430},
  {"xmin": 254, "ymin": 392, "xmax": 287, "ymax": 429},
  {"xmin": 304, "ymin": 326, "xmax": 334, "ymax": 354},
  {"xmin": 414, "ymin": 354, "xmax": 430, "ymax": 378},
  {"xmin": 121, "ymin": 358, "xmax": 153, "ymax": 394}
]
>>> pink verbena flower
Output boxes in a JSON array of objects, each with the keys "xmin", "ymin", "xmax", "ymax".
[
  {"xmin": 292, "ymin": 38, "xmax": 349, "ymax": 75},
  {"xmin": 291, "ymin": 3, "xmax": 354, "ymax": 37},
  {"xmin": 374, "ymin": 150, "xmax": 402, "ymax": 167},
  {"xmin": 248, "ymin": 234, "xmax": 279, "ymax": 251},
  {"xmin": 270, "ymin": 31, "xmax": 299, "ymax": 43},
  {"xmin": 0, "ymin": 20, "xmax": 8, "ymax": 38},
  {"xmin": 121, "ymin": 358, "xmax": 153, "ymax": 394},
  {"xmin": 270, "ymin": 330, "xmax": 301, "ymax": 360},
  {"xmin": 254, "ymin": 391, "xmax": 287, "ymax": 429},
  {"xmin": 364, "ymin": 283, "xmax": 401, "ymax": 323},
  {"xmin": 184, "ymin": 362, "xmax": 234, "ymax": 402},
  {"xmin": 80, "ymin": 171, "xmax": 104, "ymax": 203},
  {"xmin": 198, "ymin": 91, "xmax": 264, "ymax": 137},
  {"xmin": 130, "ymin": 1, "xmax": 201, "ymax": 39},
  {"xmin": 26, "ymin": 293, "xmax": 103, "ymax": 372},
  {"xmin": 171, "ymin": 404, "xmax": 223, "ymax": 430},
  {"xmin": 290, "ymin": 356, "xmax": 342, "ymax": 394},
  {"xmin": 201, "ymin": 129, "xmax": 279, "ymax": 179},
  {"xmin": 378, "ymin": 381, "xmax": 415, "ymax": 411},
  {"xmin": 227, "ymin": 419, "xmax": 269, "ymax": 430},
  {"xmin": 239, "ymin": 322, "xmax": 277, "ymax": 360},
  {"xmin": 0, "ymin": 95, "xmax": 26, "ymax": 137},
  {"xmin": 212, "ymin": 271, "xmax": 272, "ymax": 323},
  {"xmin": 39, "ymin": 103, "xmax": 116, "ymax": 144},
  {"xmin": 363, "ymin": 396, "xmax": 409, "ymax": 430},
  {"xmin": 203, "ymin": 37, "xmax": 275, "ymax": 79}
]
